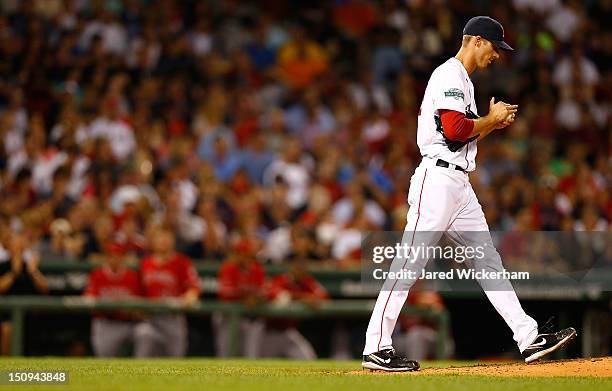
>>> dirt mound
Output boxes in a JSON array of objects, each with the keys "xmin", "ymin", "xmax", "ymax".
[{"xmin": 353, "ymin": 357, "xmax": 612, "ymax": 377}]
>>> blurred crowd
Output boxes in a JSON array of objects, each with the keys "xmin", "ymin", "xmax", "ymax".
[{"xmin": 0, "ymin": 0, "xmax": 610, "ymax": 273}]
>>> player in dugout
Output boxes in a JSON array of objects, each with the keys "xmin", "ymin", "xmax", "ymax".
[
  {"xmin": 262, "ymin": 259, "xmax": 328, "ymax": 359},
  {"xmin": 136, "ymin": 226, "xmax": 200, "ymax": 357},
  {"xmin": 83, "ymin": 242, "xmax": 143, "ymax": 357},
  {"xmin": 394, "ymin": 288, "xmax": 454, "ymax": 361},
  {"xmin": 214, "ymin": 238, "xmax": 267, "ymax": 358}
]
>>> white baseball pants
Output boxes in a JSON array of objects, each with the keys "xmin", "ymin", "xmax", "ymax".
[{"xmin": 363, "ymin": 157, "xmax": 538, "ymax": 355}]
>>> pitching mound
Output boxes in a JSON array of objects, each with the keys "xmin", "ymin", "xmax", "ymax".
[{"xmin": 353, "ymin": 357, "xmax": 612, "ymax": 377}]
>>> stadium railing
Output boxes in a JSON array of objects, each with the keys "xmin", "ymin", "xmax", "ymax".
[{"xmin": 37, "ymin": 261, "xmax": 612, "ymax": 300}]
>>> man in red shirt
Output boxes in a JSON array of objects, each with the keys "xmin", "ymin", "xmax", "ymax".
[
  {"xmin": 262, "ymin": 260, "xmax": 328, "ymax": 359},
  {"xmin": 83, "ymin": 242, "xmax": 142, "ymax": 357},
  {"xmin": 135, "ymin": 227, "xmax": 201, "ymax": 357},
  {"xmin": 214, "ymin": 238, "xmax": 266, "ymax": 357}
]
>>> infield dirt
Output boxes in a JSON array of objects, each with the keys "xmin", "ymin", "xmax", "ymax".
[{"xmin": 353, "ymin": 357, "xmax": 612, "ymax": 377}]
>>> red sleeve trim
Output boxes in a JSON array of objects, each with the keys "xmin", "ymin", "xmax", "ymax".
[{"xmin": 439, "ymin": 109, "xmax": 474, "ymax": 142}]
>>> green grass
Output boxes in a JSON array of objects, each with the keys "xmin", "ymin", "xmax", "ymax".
[{"xmin": 0, "ymin": 359, "xmax": 609, "ymax": 391}]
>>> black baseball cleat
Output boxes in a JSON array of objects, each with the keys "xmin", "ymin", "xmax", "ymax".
[
  {"xmin": 522, "ymin": 327, "xmax": 577, "ymax": 363},
  {"xmin": 362, "ymin": 348, "xmax": 420, "ymax": 372}
]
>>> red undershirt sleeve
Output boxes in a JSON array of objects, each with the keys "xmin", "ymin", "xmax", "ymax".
[{"xmin": 439, "ymin": 109, "xmax": 474, "ymax": 142}]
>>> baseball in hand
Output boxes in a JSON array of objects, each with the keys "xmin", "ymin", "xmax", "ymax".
[{"xmin": 504, "ymin": 112, "xmax": 515, "ymax": 123}]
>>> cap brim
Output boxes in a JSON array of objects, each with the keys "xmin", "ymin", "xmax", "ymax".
[{"xmin": 493, "ymin": 40, "xmax": 514, "ymax": 51}]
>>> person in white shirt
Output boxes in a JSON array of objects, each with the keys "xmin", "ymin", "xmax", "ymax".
[
  {"xmin": 263, "ymin": 138, "xmax": 312, "ymax": 210},
  {"xmin": 88, "ymin": 100, "xmax": 136, "ymax": 162},
  {"xmin": 362, "ymin": 16, "xmax": 576, "ymax": 372},
  {"xmin": 331, "ymin": 181, "xmax": 385, "ymax": 228}
]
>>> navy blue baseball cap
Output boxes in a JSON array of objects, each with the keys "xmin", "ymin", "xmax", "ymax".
[{"xmin": 463, "ymin": 16, "xmax": 513, "ymax": 51}]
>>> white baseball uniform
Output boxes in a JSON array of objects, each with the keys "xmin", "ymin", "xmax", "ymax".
[{"xmin": 363, "ymin": 57, "xmax": 538, "ymax": 356}]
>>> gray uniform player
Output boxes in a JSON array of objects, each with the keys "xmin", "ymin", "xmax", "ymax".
[
  {"xmin": 84, "ymin": 243, "xmax": 144, "ymax": 357},
  {"xmin": 136, "ymin": 228, "xmax": 200, "ymax": 357}
]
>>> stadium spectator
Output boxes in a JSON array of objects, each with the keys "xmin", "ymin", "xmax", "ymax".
[
  {"xmin": 43, "ymin": 217, "xmax": 85, "ymax": 261},
  {"xmin": 87, "ymin": 98, "xmax": 136, "ymax": 162},
  {"xmin": 0, "ymin": 229, "xmax": 48, "ymax": 355},
  {"xmin": 276, "ymin": 23, "xmax": 329, "ymax": 89},
  {"xmin": 82, "ymin": 213, "xmax": 115, "ymax": 262},
  {"xmin": 0, "ymin": 0, "xmax": 607, "ymax": 271},
  {"xmin": 331, "ymin": 181, "xmax": 386, "ymax": 228},
  {"xmin": 0, "ymin": 231, "xmax": 48, "ymax": 296},
  {"xmin": 263, "ymin": 137, "xmax": 312, "ymax": 211}
]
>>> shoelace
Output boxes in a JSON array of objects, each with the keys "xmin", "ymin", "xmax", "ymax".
[{"xmin": 540, "ymin": 316, "xmax": 556, "ymax": 334}]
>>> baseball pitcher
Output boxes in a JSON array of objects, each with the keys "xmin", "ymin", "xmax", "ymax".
[{"xmin": 362, "ymin": 16, "xmax": 577, "ymax": 372}]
